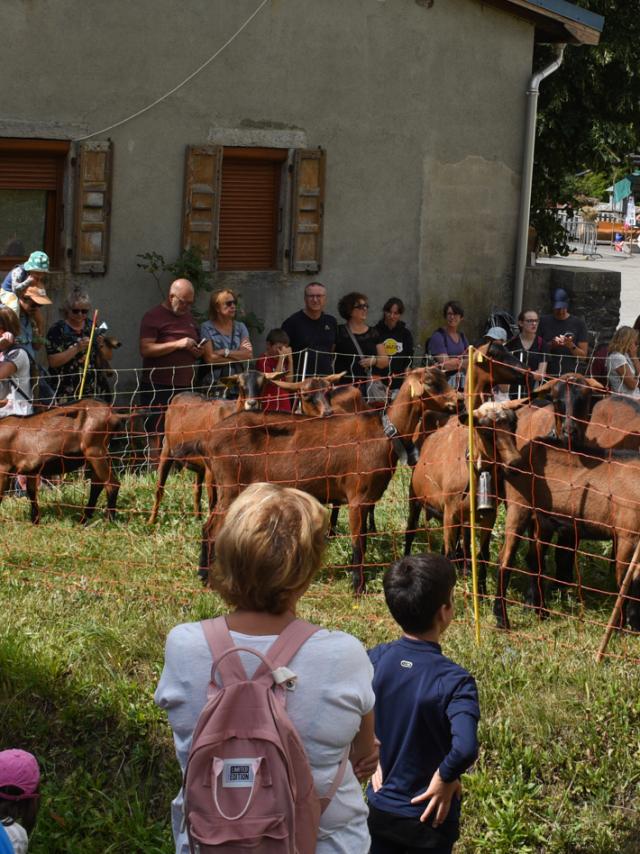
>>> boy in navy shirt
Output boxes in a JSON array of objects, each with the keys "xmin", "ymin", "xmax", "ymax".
[{"xmin": 367, "ymin": 554, "xmax": 480, "ymax": 853}]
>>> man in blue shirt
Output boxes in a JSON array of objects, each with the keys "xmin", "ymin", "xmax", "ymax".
[{"xmin": 367, "ymin": 554, "xmax": 480, "ymax": 853}]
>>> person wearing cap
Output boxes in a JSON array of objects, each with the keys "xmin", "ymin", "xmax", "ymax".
[
  {"xmin": 1, "ymin": 250, "xmax": 50, "ymax": 294},
  {"xmin": 483, "ymin": 327, "xmax": 512, "ymax": 402},
  {"xmin": 0, "ymin": 277, "xmax": 52, "ymax": 362},
  {"xmin": 538, "ymin": 289, "xmax": 588, "ymax": 376},
  {"xmin": 0, "ymin": 748, "xmax": 41, "ymax": 854}
]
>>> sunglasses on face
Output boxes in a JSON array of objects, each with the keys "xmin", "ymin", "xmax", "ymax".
[
  {"xmin": 224, "ymin": 300, "xmax": 237, "ymax": 307},
  {"xmin": 71, "ymin": 308, "xmax": 89, "ymax": 315},
  {"xmin": 354, "ymin": 303, "xmax": 369, "ymax": 310}
]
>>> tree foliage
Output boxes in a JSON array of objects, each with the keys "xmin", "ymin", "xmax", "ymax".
[{"xmin": 532, "ymin": 0, "xmax": 640, "ymax": 251}]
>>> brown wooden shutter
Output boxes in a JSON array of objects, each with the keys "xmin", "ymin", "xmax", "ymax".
[
  {"xmin": 289, "ymin": 148, "xmax": 326, "ymax": 273},
  {"xmin": 73, "ymin": 140, "xmax": 113, "ymax": 274},
  {"xmin": 182, "ymin": 145, "xmax": 223, "ymax": 272}
]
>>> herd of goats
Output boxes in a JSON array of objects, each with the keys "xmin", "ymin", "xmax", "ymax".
[{"xmin": 3, "ymin": 339, "xmax": 640, "ymax": 633}]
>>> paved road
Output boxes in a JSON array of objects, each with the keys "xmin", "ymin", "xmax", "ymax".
[{"xmin": 538, "ymin": 243, "xmax": 640, "ymax": 327}]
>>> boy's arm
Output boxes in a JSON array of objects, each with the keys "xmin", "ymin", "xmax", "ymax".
[
  {"xmin": 412, "ymin": 675, "xmax": 480, "ymax": 826},
  {"xmin": 350, "ymin": 709, "xmax": 379, "ymax": 782}
]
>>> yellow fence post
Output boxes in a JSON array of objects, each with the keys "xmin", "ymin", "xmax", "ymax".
[
  {"xmin": 466, "ymin": 346, "xmax": 481, "ymax": 646},
  {"xmin": 77, "ymin": 309, "xmax": 99, "ymax": 400}
]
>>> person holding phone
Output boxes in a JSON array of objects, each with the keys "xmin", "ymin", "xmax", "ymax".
[
  {"xmin": 538, "ymin": 288, "xmax": 588, "ymax": 376},
  {"xmin": 139, "ymin": 278, "xmax": 202, "ymax": 457},
  {"xmin": 200, "ymin": 289, "xmax": 253, "ymax": 395}
]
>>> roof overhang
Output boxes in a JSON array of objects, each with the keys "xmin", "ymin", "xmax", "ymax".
[{"xmin": 481, "ymin": 0, "xmax": 604, "ymax": 45}]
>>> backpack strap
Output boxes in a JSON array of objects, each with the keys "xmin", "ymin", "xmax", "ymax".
[
  {"xmin": 253, "ymin": 619, "xmax": 320, "ymax": 677},
  {"xmin": 201, "ymin": 616, "xmax": 247, "ymax": 685}
]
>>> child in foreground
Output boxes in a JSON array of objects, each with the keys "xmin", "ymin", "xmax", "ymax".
[
  {"xmin": 367, "ymin": 554, "xmax": 480, "ymax": 853},
  {"xmin": 0, "ymin": 749, "xmax": 41, "ymax": 853}
]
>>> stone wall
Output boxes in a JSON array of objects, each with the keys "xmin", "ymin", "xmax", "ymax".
[{"xmin": 523, "ymin": 264, "xmax": 621, "ymax": 347}]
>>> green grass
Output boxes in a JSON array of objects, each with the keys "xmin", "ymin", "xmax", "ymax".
[{"xmin": 1, "ymin": 468, "xmax": 639, "ymax": 852}]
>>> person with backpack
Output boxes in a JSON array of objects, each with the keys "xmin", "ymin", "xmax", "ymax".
[
  {"xmin": 0, "ymin": 308, "xmax": 33, "ymax": 417},
  {"xmin": 155, "ymin": 482, "xmax": 377, "ymax": 854}
]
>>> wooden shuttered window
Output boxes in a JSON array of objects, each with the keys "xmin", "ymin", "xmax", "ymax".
[
  {"xmin": 73, "ymin": 141, "xmax": 113, "ymax": 274},
  {"xmin": 182, "ymin": 145, "xmax": 223, "ymax": 272},
  {"xmin": 289, "ymin": 148, "xmax": 326, "ymax": 273},
  {"xmin": 181, "ymin": 144, "xmax": 326, "ymax": 273}
]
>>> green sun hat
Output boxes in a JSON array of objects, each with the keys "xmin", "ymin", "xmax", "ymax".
[{"xmin": 23, "ymin": 251, "xmax": 50, "ymax": 273}]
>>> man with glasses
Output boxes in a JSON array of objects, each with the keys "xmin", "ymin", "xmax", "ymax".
[
  {"xmin": 139, "ymin": 279, "xmax": 202, "ymax": 457},
  {"xmin": 281, "ymin": 281, "xmax": 337, "ymax": 378}
]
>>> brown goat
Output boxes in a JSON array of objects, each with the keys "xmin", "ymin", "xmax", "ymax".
[
  {"xmin": 586, "ymin": 395, "xmax": 640, "ymax": 451},
  {"xmin": 474, "ymin": 402, "xmax": 640, "ymax": 631},
  {"xmin": 192, "ymin": 367, "xmax": 461, "ymax": 592},
  {"xmin": 0, "ymin": 399, "xmax": 122, "ymax": 524},
  {"xmin": 148, "ymin": 369, "xmax": 286, "ymax": 523}
]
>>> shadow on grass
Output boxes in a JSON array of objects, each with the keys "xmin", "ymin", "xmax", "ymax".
[{"xmin": 0, "ymin": 637, "xmax": 177, "ymax": 853}]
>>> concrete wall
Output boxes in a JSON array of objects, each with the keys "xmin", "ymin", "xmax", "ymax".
[
  {"xmin": 524, "ymin": 263, "xmax": 621, "ymax": 344},
  {"xmin": 1, "ymin": 0, "xmax": 534, "ymax": 380}
]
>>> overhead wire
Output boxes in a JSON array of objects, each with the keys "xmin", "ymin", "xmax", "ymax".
[{"xmin": 74, "ymin": 0, "xmax": 270, "ymax": 142}]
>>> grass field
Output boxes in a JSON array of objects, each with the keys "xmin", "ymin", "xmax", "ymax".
[{"xmin": 1, "ymin": 467, "xmax": 639, "ymax": 853}]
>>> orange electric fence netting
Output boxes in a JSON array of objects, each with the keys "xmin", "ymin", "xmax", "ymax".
[{"xmin": 3, "ymin": 350, "xmax": 640, "ymax": 664}]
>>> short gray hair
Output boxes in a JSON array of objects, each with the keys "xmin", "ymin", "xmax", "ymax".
[{"xmin": 62, "ymin": 287, "xmax": 91, "ymax": 315}]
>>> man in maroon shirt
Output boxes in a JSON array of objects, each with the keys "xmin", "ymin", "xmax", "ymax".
[{"xmin": 139, "ymin": 278, "xmax": 202, "ymax": 457}]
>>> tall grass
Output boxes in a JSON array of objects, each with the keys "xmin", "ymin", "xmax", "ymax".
[{"xmin": 1, "ymin": 469, "xmax": 639, "ymax": 852}]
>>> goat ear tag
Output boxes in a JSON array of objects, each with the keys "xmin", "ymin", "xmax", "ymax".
[{"xmin": 475, "ymin": 351, "xmax": 485, "ymax": 364}]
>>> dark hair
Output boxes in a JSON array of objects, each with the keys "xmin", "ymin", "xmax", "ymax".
[
  {"xmin": 633, "ymin": 315, "xmax": 640, "ymax": 333},
  {"xmin": 0, "ymin": 307, "xmax": 20, "ymax": 337},
  {"xmin": 443, "ymin": 300, "xmax": 464, "ymax": 319},
  {"xmin": 266, "ymin": 328, "xmax": 290, "ymax": 346},
  {"xmin": 0, "ymin": 787, "xmax": 39, "ymax": 833},
  {"xmin": 383, "ymin": 554, "xmax": 456, "ymax": 633},
  {"xmin": 518, "ymin": 308, "xmax": 539, "ymax": 322},
  {"xmin": 382, "ymin": 297, "xmax": 405, "ymax": 315},
  {"xmin": 338, "ymin": 292, "xmax": 368, "ymax": 321}
]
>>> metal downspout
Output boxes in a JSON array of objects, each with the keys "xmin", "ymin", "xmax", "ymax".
[{"xmin": 512, "ymin": 44, "xmax": 566, "ymax": 319}]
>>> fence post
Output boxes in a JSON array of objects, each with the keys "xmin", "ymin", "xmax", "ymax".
[
  {"xmin": 466, "ymin": 346, "xmax": 481, "ymax": 646},
  {"xmin": 78, "ymin": 309, "xmax": 99, "ymax": 400},
  {"xmin": 595, "ymin": 540, "xmax": 640, "ymax": 663}
]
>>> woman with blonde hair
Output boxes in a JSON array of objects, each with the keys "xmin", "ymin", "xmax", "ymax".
[
  {"xmin": 606, "ymin": 326, "xmax": 640, "ymax": 397},
  {"xmin": 156, "ymin": 482, "xmax": 377, "ymax": 854},
  {"xmin": 200, "ymin": 288, "xmax": 253, "ymax": 392}
]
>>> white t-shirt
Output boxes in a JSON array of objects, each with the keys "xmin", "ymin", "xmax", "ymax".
[
  {"xmin": 606, "ymin": 351, "xmax": 640, "ymax": 397},
  {"xmin": 0, "ymin": 348, "xmax": 32, "ymax": 416},
  {"xmin": 2, "ymin": 819, "xmax": 28, "ymax": 854},
  {"xmin": 155, "ymin": 623, "xmax": 375, "ymax": 854}
]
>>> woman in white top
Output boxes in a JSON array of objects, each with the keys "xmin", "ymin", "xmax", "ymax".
[
  {"xmin": 155, "ymin": 482, "xmax": 377, "ymax": 854},
  {"xmin": 606, "ymin": 326, "xmax": 640, "ymax": 398},
  {"xmin": 0, "ymin": 307, "xmax": 32, "ymax": 417}
]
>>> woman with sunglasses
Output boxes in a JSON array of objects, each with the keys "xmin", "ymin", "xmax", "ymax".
[
  {"xmin": 200, "ymin": 289, "xmax": 253, "ymax": 395},
  {"xmin": 46, "ymin": 288, "xmax": 108, "ymax": 403},
  {"xmin": 335, "ymin": 293, "xmax": 389, "ymax": 391}
]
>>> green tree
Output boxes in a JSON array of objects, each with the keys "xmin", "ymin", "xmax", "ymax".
[{"xmin": 532, "ymin": 0, "xmax": 640, "ymax": 252}]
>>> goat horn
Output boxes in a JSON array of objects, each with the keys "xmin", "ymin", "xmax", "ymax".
[
  {"xmin": 322, "ymin": 372, "xmax": 346, "ymax": 384},
  {"xmin": 271, "ymin": 380, "xmax": 304, "ymax": 391},
  {"xmin": 533, "ymin": 378, "xmax": 558, "ymax": 396},
  {"xmin": 263, "ymin": 371, "xmax": 287, "ymax": 381},
  {"xmin": 585, "ymin": 378, "xmax": 606, "ymax": 390}
]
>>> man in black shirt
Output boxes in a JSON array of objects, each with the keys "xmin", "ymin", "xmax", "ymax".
[
  {"xmin": 538, "ymin": 288, "xmax": 589, "ymax": 376},
  {"xmin": 281, "ymin": 281, "xmax": 337, "ymax": 378}
]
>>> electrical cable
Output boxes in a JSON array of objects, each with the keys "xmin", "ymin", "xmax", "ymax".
[{"xmin": 74, "ymin": 0, "xmax": 270, "ymax": 141}]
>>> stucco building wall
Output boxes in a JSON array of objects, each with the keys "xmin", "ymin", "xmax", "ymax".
[{"xmin": 1, "ymin": 0, "xmax": 533, "ymax": 375}]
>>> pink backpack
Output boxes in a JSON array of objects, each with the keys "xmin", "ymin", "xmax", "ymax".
[{"xmin": 182, "ymin": 616, "xmax": 349, "ymax": 853}]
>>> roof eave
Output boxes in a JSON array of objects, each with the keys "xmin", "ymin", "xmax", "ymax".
[{"xmin": 482, "ymin": 0, "xmax": 603, "ymax": 45}]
